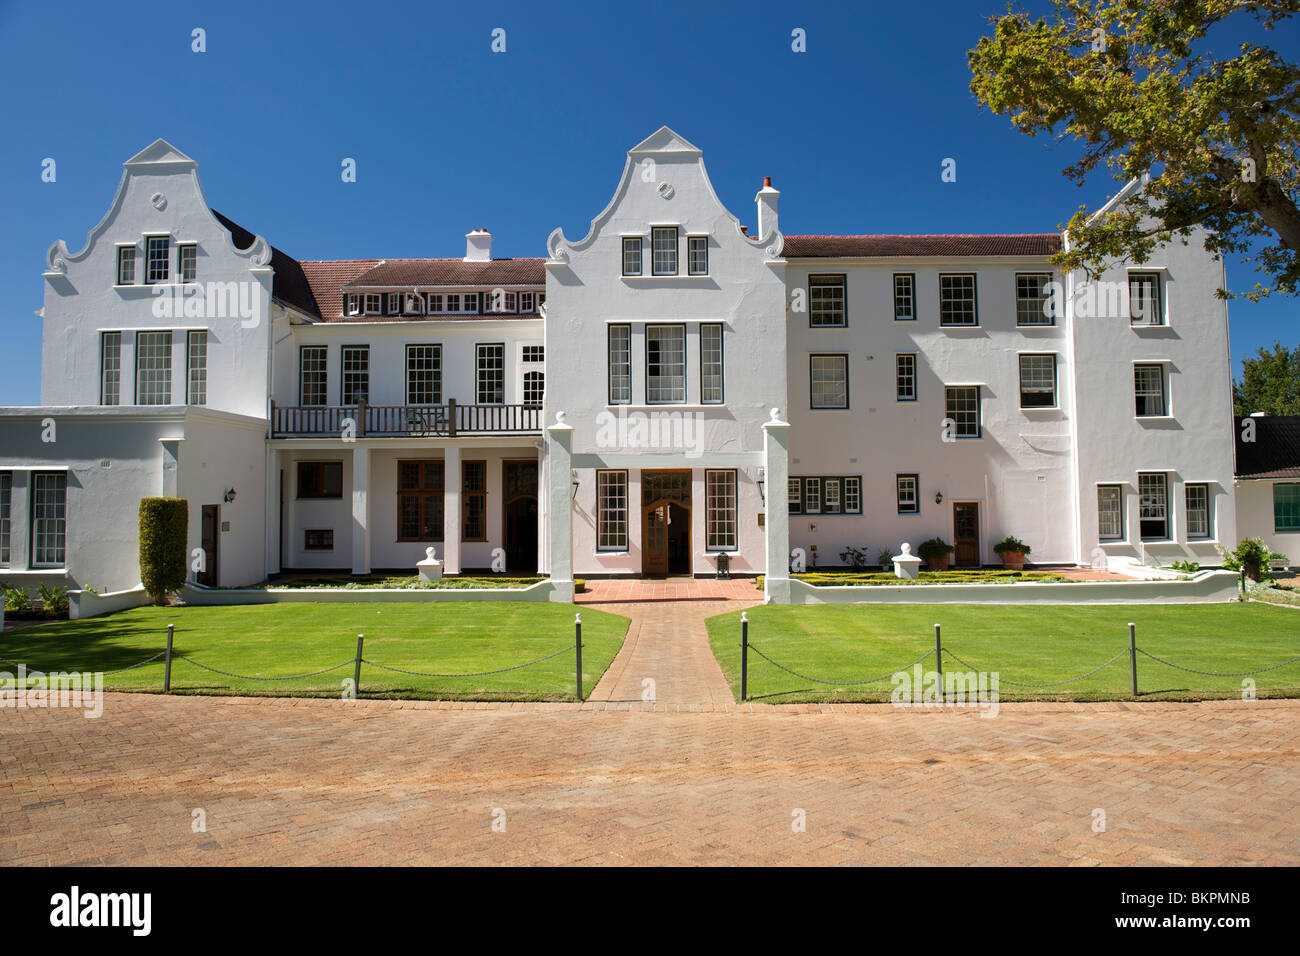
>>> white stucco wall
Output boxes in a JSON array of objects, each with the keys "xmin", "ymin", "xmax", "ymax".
[{"xmin": 1235, "ymin": 479, "xmax": 1300, "ymax": 566}]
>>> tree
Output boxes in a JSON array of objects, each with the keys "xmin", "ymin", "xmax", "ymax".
[
  {"xmin": 139, "ymin": 498, "xmax": 188, "ymax": 604},
  {"xmin": 969, "ymin": 1, "xmax": 1300, "ymax": 298},
  {"xmin": 1234, "ymin": 341, "xmax": 1300, "ymax": 414}
]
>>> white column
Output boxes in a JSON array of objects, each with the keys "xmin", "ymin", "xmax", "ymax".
[
  {"xmin": 351, "ymin": 445, "xmax": 370, "ymax": 575},
  {"xmin": 442, "ymin": 445, "xmax": 461, "ymax": 574},
  {"xmin": 536, "ymin": 443, "xmax": 546, "ymax": 575},
  {"xmin": 545, "ymin": 412, "xmax": 574, "ymax": 602},
  {"xmin": 265, "ymin": 446, "xmax": 281, "ymax": 576},
  {"xmin": 762, "ymin": 408, "xmax": 792, "ymax": 604},
  {"xmin": 8, "ymin": 471, "xmax": 30, "ymax": 572}
]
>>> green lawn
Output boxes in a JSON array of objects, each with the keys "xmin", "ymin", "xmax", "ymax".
[
  {"xmin": 706, "ymin": 603, "xmax": 1300, "ymax": 703},
  {"xmin": 0, "ymin": 603, "xmax": 628, "ymax": 701}
]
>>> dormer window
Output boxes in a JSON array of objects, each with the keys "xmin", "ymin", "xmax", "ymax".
[
  {"xmin": 345, "ymin": 294, "xmax": 361, "ymax": 316},
  {"xmin": 404, "ymin": 293, "xmax": 424, "ymax": 315},
  {"xmin": 145, "ymin": 236, "xmax": 170, "ymax": 284},
  {"xmin": 462, "ymin": 292, "xmax": 480, "ymax": 313},
  {"xmin": 386, "ymin": 293, "xmax": 401, "ymax": 315},
  {"xmin": 116, "ymin": 246, "xmax": 136, "ymax": 285},
  {"xmin": 426, "ymin": 293, "xmax": 444, "ymax": 313},
  {"xmin": 485, "ymin": 290, "xmax": 517, "ymax": 313},
  {"xmin": 519, "ymin": 291, "xmax": 535, "ymax": 313},
  {"xmin": 364, "ymin": 293, "xmax": 381, "ymax": 315}
]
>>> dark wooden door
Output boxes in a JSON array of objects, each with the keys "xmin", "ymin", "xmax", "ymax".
[
  {"xmin": 503, "ymin": 461, "xmax": 538, "ymax": 573},
  {"xmin": 953, "ymin": 502, "xmax": 979, "ymax": 567},
  {"xmin": 199, "ymin": 505, "xmax": 219, "ymax": 586},
  {"xmin": 643, "ymin": 504, "xmax": 669, "ymax": 578}
]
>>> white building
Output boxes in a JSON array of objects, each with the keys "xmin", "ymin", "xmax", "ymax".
[{"xmin": 0, "ymin": 130, "xmax": 1250, "ymax": 602}]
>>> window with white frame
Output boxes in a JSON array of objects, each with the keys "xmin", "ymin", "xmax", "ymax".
[
  {"xmin": 485, "ymin": 289, "xmax": 516, "ymax": 314},
  {"xmin": 1134, "ymin": 363, "xmax": 1167, "ymax": 417},
  {"xmin": 945, "ymin": 385, "xmax": 981, "ymax": 438},
  {"xmin": 299, "ymin": 346, "xmax": 328, "ymax": 406},
  {"xmin": 425, "ymin": 293, "xmax": 443, "ymax": 313},
  {"xmin": 1185, "ymin": 483, "xmax": 1211, "ymax": 539},
  {"xmin": 522, "ymin": 345, "xmax": 544, "ymax": 363},
  {"xmin": 364, "ymin": 293, "xmax": 381, "ymax": 315},
  {"xmin": 787, "ymin": 477, "xmax": 801, "ymax": 515},
  {"xmin": 476, "ymin": 343, "xmax": 505, "ymax": 404},
  {"xmin": 523, "ymin": 370, "xmax": 544, "ymax": 407},
  {"xmin": 622, "ymin": 237, "xmax": 643, "ymax": 276},
  {"xmin": 519, "ymin": 291, "xmax": 536, "ymax": 313},
  {"xmin": 1098, "ymin": 485, "xmax": 1124, "ymax": 540},
  {"xmin": 706, "ymin": 470, "xmax": 737, "ymax": 550},
  {"xmin": 809, "ymin": 274, "xmax": 847, "ymax": 327},
  {"xmin": 897, "ymin": 474, "xmax": 919, "ymax": 514},
  {"xmin": 597, "ymin": 471, "xmax": 629, "ymax": 550},
  {"xmin": 100, "ymin": 332, "xmax": 122, "ymax": 406},
  {"xmin": 787, "ymin": 476, "xmax": 862, "ymax": 515},
  {"xmin": 341, "ymin": 346, "xmax": 369, "ymax": 405},
  {"xmin": 0, "ymin": 471, "xmax": 10, "ymax": 566},
  {"xmin": 31, "ymin": 472, "xmax": 67, "ymax": 568},
  {"xmin": 445, "ymin": 293, "xmax": 461, "ymax": 313},
  {"xmin": 688, "ymin": 236, "xmax": 708, "ymax": 275},
  {"xmin": 135, "ymin": 331, "xmax": 173, "ymax": 405},
  {"xmin": 939, "ymin": 273, "xmax": 978, "ymax": 326},
  {"xmin": 608, "ymin": 324, "xmax": 631, "ymax": 404},
  {"xmin": 345, "ymin": 294, "xmax": 360, "ymax": 316},
  {"xmin": 178, "ymin": 244, "xmax": 197, "ymax": 283},
  {"xmin": 404, "ymin": 292, "xmax": 425, "ymax": 315},
  {"xmin": 896, "ymin": 353, "xmax": 916, "ymax": 401},
  {"xmin": 460, "ymin": 292, "xmax": 480, "ymax": 314},
  {"xmin": 701, "ymin": 323, "xmax": 724, "ymax": 404},
  {"xmin": 893, "ymin": 273, "xmax": 915, "ymax": 321},
  {"xmin": 406, "ymin": 345, "xmax": 441, "ymax": 405},
  {"xmin": 646, "ymin": 324, "xmax": 686, "ymax": 404},
  {"xmin": 145, "ymin": 236, "xmax": 170, "ymax": 284},
  {"xmin": 1016, "ymin": 273, "xmax": 1054, "ymax": 326},
  {"xmin": 1129, "ymin": 271, "xmax": 1163, "ymax": 325},
  {"xmin": 1139, "ymin": 472, "xmax": 1169, "ymax": 540},
  {"xmin": 116, "ymin": 246, "xmax": 136, "ymax": 285},
  {"xmin": 187, "ymin": 331, "xmax": 207, "ymax": 406},
  {"xmin": 651, "ymin": 227, "xmax": 678, "ymax": 275},
  {"xmin": 810, "ymin": 354, "xmax": 848, "ymax": 409},
  {"xmin": 1019, "ymin": 353, "xmax": 1057, "ymax": 408}
]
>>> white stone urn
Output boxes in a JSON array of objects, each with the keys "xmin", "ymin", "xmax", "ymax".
[
  {"xmin": 417, "ymin": 546, "xmax": 443, "ymax": 582},
  {"xmin": 891, "ymin": 542, "xmax": 923, "ymax": 580}
]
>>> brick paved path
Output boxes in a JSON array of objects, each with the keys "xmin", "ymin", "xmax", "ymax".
[{"xmin": 2, "ymin": 693, "xmax": 1297, "ymax": 866}]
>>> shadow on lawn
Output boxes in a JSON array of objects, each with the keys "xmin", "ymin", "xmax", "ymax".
[{"xmin": 0, "ymin": 618, "xmax": 169, "ymax": 673}]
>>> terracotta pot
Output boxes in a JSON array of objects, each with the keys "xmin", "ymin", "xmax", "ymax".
[
  {"xmin": 926, "ymin": 554, "xmax": 950, "ymax": 572},
  {"xmin": 1000, "ymin": 550, "xmax": 1027, "ymax": 570}
]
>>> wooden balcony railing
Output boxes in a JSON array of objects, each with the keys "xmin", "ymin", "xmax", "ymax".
[{"xmin": 271, "ymin": 399, "xmax": 542, "ymax": 438}]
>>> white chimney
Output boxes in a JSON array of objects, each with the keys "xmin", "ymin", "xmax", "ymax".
[
  {"xmin": 464, "ymin": 227, "xmax": 492, "ymax": 262},
  {"xmin": 755, "ymin": 176, "xmax": 779, "ymax": 240}
]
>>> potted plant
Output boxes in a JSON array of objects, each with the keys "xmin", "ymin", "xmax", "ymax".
[
  {"xmin": 993, "ymin": 536, "xmax": 1031, "ymax": 570},
  {"xmin": 917, "ymin": 537, "xmax": 954, "ymax": 571}
]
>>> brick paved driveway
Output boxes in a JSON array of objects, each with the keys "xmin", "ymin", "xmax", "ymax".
[{"xmin": 3, "ymin": 693, "xmax": 1297, "ymax": 866}]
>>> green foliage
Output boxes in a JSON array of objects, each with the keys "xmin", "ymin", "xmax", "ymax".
[
  {"xmin": 36, "ymin": 584, "xmax": 69, "ymax": 616},
  {"xmin": 1233, "ymin": 341, "xmax": 1300, "ymax": 416},
  {"xmin": 266, "ymin": 574, "xmax": 546, "ymax": 590},
  {"xmin": 993, "ymin": 535, "xmax": 1032, "ymax": 555},
  {"xmin": 138, "ymin": 498, "xmax": 189, "ymax": 604},
  {"xmin": 795, "ymin": 570, "xmax": 1067, "ymax": 586},
  {"xmin": 1170, "ymin": 560, "xmax": 1202, "ymax": 573},
  {"xmin": 1218, "ymin": 536, "xmax": 1288, "ymax": 581},
  {"xmin": 839, "ymin": 545, "xmax": 871, "ymax": 569},
  {"xmin": 969, "ymin": 1, "xmax": 1300, "ymax": 298},
  {"xmin": 876, "ymin": 548, "xmax": 895, "ymax": 567},
  {"xmin": 916, "ymin": 537, "xmax": 955, "ymax": 562},
  {"xmin": 3, "ymin": 584, "xmax": 29, "ymax": 612}
]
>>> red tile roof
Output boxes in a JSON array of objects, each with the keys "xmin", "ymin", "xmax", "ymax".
[
  {"xmin": 780, "ymin": 234, "xmax": 1062, "ymax": 258},
  {"xmin": 299, "ymin": 260, "xmax": 381, "ymax": 321},
  {"xmin": 345, "ymin": 258, "xmax": 546, "ymax": 288}
]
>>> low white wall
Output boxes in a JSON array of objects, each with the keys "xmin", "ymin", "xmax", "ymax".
[
  {"xmin": 181, "ymin": 580, "xmax": 560, "ymax": 605},
  {"xmin": 68, "ymin": 585, "xmax": 151, "ymax": 620},
  {"xmin": 784, "ymin": 570, "xmax": 1240, "ymax": 605}
]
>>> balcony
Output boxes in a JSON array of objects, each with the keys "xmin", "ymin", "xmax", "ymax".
[{"xmin": 271, "ymin": 399, "xmax": 542, "ymax": 438}]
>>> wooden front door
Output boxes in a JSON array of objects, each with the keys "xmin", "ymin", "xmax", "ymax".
[
  {"xmin": 953, "ymin": 502, "xmax": 980, "ymax": 567},
  {"xmin": 641, "ymin": 470, "xmax": 692, "ymax": 578},
  {"xmin": 199, "ymin": 505, "xmax": 220, "ymax": 586},
  {"xmin": 503, "ymin": 461, "xmax": 539, "ymax": 574}
]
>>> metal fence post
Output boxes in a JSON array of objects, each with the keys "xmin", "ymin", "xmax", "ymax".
[
  {"xmin": 1240, "ymin": 566, "xmax": 1247, "ymax": 601},
  {"xmin": 934, "ymin": 623, "xmax": 943, "ymax": 702},
  {"xmin": 741, "ymin": 612, "xmax": 749, "ymax": 702},
  {"xmin": 575, "ymin": 613, "xmax": 583, "ymax": 702},
  {"xmin": 164, "ymin": 623, "xmax": 174, "ymax": 693},
  {"xmin": 1128, "ymin": 622, "xmax": 1138, "ymax": 698},
  {"xmin": 354, "ymin": 634, "xmax": 364, "ymax": 697}
]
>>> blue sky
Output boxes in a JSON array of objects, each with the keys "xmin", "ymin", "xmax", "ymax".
[{"xmin": 0, "ymin": 0, "xmax": 1295, "ymax": 404}]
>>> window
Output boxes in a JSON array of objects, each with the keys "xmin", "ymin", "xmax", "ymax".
[
  {"xmin": 701, "ymin": 323, "xmax": 724, "ymax": 404},
  {"xmin": 608, "ymin": 324, "xmax": 631, "ymax": 404},
  {"xmin": 31, "ymin": 472, "xmax": 66, "ymax": 568},
  {"xmin": 706, "ymin": 470, "xmax": 737, "ymax": 550},
  {"xmin": 398, "ymin": 460, "xmax": 444, "ymax": 541},
  {"xmin": 893, "ymin": 273, "xmax": 915, "ymax": 321},
  {"xmin": 100, "ymin": 332, "xmax": 122, "ymax": 405},
  {"xmin": 341, "ymin": 346, "xmax": 369, "ymax": 405},
  {"xmin": 116, "ymin": 246, "xmax": 136, "ymax": 285},
  {"xmin": 485, "ymin": 290, "xmax": 516, "ymax": 314},
  {"xmin": 1019, "ymin": 354, "xmax": 1057, "ymax": 408},
  {"xmin": 597, "ymin": 471, "xmax": 628, "ymax": 550},
  {"xmin": 651, "ymin": 227, "xmax": 678, "ymax": 275},
  {"xmin": 0, "ymin": 472, "xmax": 10, "ymax": 566},
  {"xmin": 1185, "ymin": 483, "xmax": 1211, "ymax": 539},
  {"xmin": 463, "ymin": 461, "xmax": 487, "ymax": 540},
  {"xmin": 187, "ymin": 331, "xmax": 207, "ymax": 405},
  {"xmin": 788, "ymin": 477, "xmax": 802, "ymax": 515},
  {"xmin": 646, "ymin": 324, "xmax": 686, "ymax": 404},
  {"xmin": 386, "ymin": 293, "xmax": 401, "ymax": 315},
  {"xmin": 1274, "ymin": 483, "xmax": 1300, "ymax": 533},
  {"xmin": 406, "ymin": 345, "xmax": 441, "ymax": 405},
  {"xmin": 1016, "ymin": 273, "xmax": 1054, "ymax": 326},
  {"xmin": 897, "ymin": 474, "xmax": 919, "ymax": 515},
  {"xmin": 1139, "ymin": 473, "xmax": 1169, "ymax": 540},
  {"xmin": 939, "ymin": 273, "xmax": 978, "ymax": 326},
  {"xmin": 896, "ymin": 353, "xmax": 916, "ymax": 401},
  {"xmin": 145, "ymin": 236, "xmax": 170, "ymax": 284},
  {"xmin": 345, "ymin": 294, "xmax": 360, "ymax": 317},
  {"xmin": 297, "ymin": 461, "xmax": 343, "ymax": 499},
  {"xmin": 476, "ymin": 344, "xmax": 505, "ymax": 404},
  {"xmin": 364, "ymin": 293, "xmax": 381, "ymax": 315},
  {"xmin": 1129, "ymin": 272, "xmax": 1163, "ymax": 325},
  {"xmin": 823, "ymin": 478, "xmax": 841, "ymax": 514},
  {"xmin": 519, "ymin": 292, "xmax": 536, "ymax": 313},
  {"xmin": 688, "ymin": 236, "xmax": 708, "ymax": 275},
  {"xmin": 622, "ymin": 237, "xmax": 642, "ymax": 276},
  {"xmin": 404, "ymin": 292, "xmax": 425, "ymax": 315},
  {"xmin": 299, "ymin": 346, "xmax": 328, "ymax": 406},
  {"xmin": 788, "ymin": 477, "xmax": 863, "ymax": 516},
  {"xmin": 945, "ymin": 386, "xmax": 981, "ymax": 438},
  {"xmin": 522, "ymin": 345, "xmax": 545, "ymax": 363},
  {"xmin": 425, "ymin": 293, "xmax": 443, "ymax": 313},
  {"xmin": 810, "ymin": 354, "xmax": 848, "ymax": 408},
  {"xmin": 1098, "ymin": 485, "xmax": 1124, "ymax": 540},
  {"xmin": 809, "ymin": 274, "xmax": 847, "ymax": 327},
  {"xmin": 445, "ymin": 293, "xmax": 460, "ymax": 312},
  {"xmin": 523, "ymin": 370, "xmax": 545, "ymax": 407},
  {"xmin": 304, "ymin": 530, "xmax": 334, "ymax": 551},
  {"xmin": 461, "ymin": 292, "xmax": 480, "ymax": 313},
  {"xmin": 178, "ymin": 244, "xmax": 197, "ymax": 283},
  {"xmin": 135, "ymin": 331, "xmax": 173, "ymax": 405},
  {"xmin": 1134, "ymin": 364, "xmax": 1167, "ymax": 417}
]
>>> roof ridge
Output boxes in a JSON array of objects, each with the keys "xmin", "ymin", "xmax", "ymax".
[{"xmin": 782, "ymin": 232, "xmax": 1059, "ymax": 239}]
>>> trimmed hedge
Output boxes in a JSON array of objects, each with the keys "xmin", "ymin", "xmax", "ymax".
[{"xmin": 139, "ymin": 497, "xmax": 188, "ymax": 604}]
